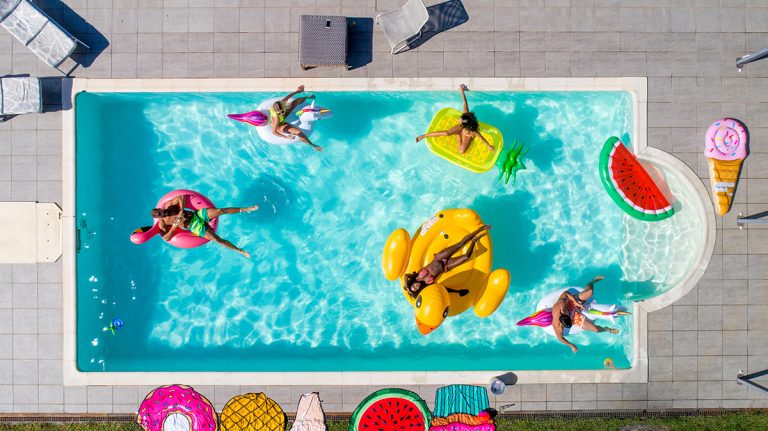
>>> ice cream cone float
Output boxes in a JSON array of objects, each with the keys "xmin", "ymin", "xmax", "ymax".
[{"xmin": 705, "ymin": 118, "xmax": 748, "ymax": 216}]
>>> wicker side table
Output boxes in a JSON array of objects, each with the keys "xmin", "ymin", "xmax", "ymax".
[{"xmin": 299, "ymin": 15, "xmax": 348, "ymax": 70}]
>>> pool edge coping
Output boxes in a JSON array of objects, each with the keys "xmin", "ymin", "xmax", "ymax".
[{"xmin": 60, "ymin": 77, "xmax": 708, "ymax": 387}]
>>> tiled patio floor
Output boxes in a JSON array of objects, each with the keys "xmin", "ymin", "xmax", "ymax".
[{"xmin": 1, "ymin": 0, "xmax": 768, "ymax": 413}]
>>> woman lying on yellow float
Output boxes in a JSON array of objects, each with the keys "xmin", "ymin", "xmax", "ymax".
[{"xmin": 382, "ymin": 208, "xmax": 510, "ymax": 335}]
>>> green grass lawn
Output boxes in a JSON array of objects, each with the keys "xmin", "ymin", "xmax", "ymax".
[{"xmin": 2, "ymin": 413, "xmax": 768, "ymax": 431}]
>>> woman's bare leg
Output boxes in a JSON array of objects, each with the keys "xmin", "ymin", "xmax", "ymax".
[
  {"xmin": 457, "ymin": 135, "xmax": 471, "ymax": 154},
  {"xmin": 578, "ymin": 275, "xmax": 604, "ymax": 302},
  {"xmin": 417, "ymin": 129, "xmax": 458, "ymax": 142},
  {"xmin": 581, "ymin": 319, "xmax": 619, "ymax": 334},
  {"xmin": 204, "ymin": 229, "xmax": 250, "ymax": 258},
  {"xmin": 280, "ymin": 124, "xmax": 322, "ymax": 151},
  {"xmin": 444, "ymin": 232, "xmax": 488, "ymax": 271},
  {"xmin": 435, "ymin": 225, "xmax": 491, "ymax": 261},
  {"xmin": 207, "ymin": 205, "xmax": 260, "ymax": 219},
  {"xmin": 284, "ymin": 95, "xmax": 315, "ymax": 116}
]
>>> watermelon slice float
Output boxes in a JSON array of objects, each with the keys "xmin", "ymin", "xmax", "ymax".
[
  {"xmin": 599, "ymin": 137, "xmax": 675, "ymax": 222},
  {"xmin": 349, "ymin": 388, "xmax": 432, "ymax": 431}
]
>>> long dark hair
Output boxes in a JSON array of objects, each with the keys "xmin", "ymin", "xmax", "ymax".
[
  {"xmin": 404, "ymin": 272, "xmax": 425, "ymax": 299},
  {"xmin": 460, "ymin": 112, "xmax": 479, "ymax": 132}
]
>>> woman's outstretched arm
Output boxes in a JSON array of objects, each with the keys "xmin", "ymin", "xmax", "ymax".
[
  {"xmin": 459, "ymin": 84, "xmax": 469, "ymax": 113},
  {"xmin": 281, "ymin": 85, "xmax": 305, "ymax": 103}
]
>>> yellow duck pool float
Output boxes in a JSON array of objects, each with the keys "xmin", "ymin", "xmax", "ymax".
[
  {"xmin": 424, "ymin": 108, "xmax": 504, "ymax": 173},
  {"xmin": 382, "ymin": 208, "xmax": 511, "ymax": 335}
]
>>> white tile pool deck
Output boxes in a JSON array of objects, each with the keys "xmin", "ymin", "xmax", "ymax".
[{"xmin": 1, "ymin": 0, "xmax": 768, "ymax": 414}]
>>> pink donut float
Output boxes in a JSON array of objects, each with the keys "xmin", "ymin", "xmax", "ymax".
[
  {"xmin": 137, "ymin": 384, "xmax": 217, "ymax": 431},
  {"xmin": 705, "ymin": 118, "xmax": 748, "ymax": 161},
  {"xmin": 130, "ymin": 189, "xmax": 218, "ymax": 249}
]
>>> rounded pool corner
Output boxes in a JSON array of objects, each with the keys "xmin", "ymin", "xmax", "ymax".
[{"xmin": 633, "ymin": 147, "xmax": 717, "ymax": 313}]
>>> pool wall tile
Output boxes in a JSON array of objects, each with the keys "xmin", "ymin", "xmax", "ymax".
[
  {"xmin": 12, "ymin": 335, "xmax": 36, "ymax": 359},
  {"xmin": 112, "ymin": 386, "xmax": 138, "ymax": 405},
  {"xmin": 697, "ymin": 306, "xmax": 723, "ymax": 330},
  {"xmin": 672, "ymin": 331, "xmax": 698, "ymax": 356},
  {"xmin": 37, "ymin": 311, "xmax": 60, "ymax": 335},
  {"xmin": 672, "ymin": 305, "xmax": 698, "ymax": 330},
  {"xmin": 39, "ymin": 360, "xmax": 62, "ymax": 385},
  {"xmin": 0, "ymin": 285, "xmax": 10, "ymax": 309},
  {"xmin": 38, "ymin": 334, "xmax": 62, "ymax": 360},
  {"xmin": 570, "ymin": 401, "xmax": 596, "ymax": 410},
  {"xmin": 38, "ymin": 385, "xmax": 63, "ymax": 404},
  {"xmin": 545, "ymin": 401, "xmax": 570, "ymax": 410},
  {"xmin": 647, "ymin": 381, "xmax": 673, "ymax": 401},
  {"xmin": 521, "ymin": 384, "xmax": 546, "ymax": 401},
  {"xmin": 37, "ymin": 284, "xmax": 62, "ymax": 309},
  {"xmin": 545, "ymin": 384, "xmax": 571, "ymax": 402},
  {"xmin": 11, "ymin": 182, "xmax": 37, "ymax": 202},
  {"xmin": 722, "ymin": 330, "xmax": 748, "ymax": 356},
  {"xmin": 0, "ymin": 363, "xmax": 10, "ymax": 385},
  {"xmin": 13, "ymin": 384, "xmax": 37, "ymax": 405},
  {"xmin": 697, "ymin": 356, "xmax": 723, "ymax": 381},
  {"xmin": 723, "ymin": 280, "xmax": 748, "ymax": 304},
  {"xmin": 86, "ymin": 386, "xmax": 112, "ymax": 405},
  {"xmin": 12, "ymin": 264, "xmax": 36, "ymax": 284},
  {"xmin": 12, "ymin": 309, "xmax": 38, "ymax": 334},
  {"xmin": 648, "ymin": 400, "xmax": 673, "ymax": 409},
  {"xmin": 492, "ymin": 384, "xmax": 521, "ymax": 403},
  {"xmin": 212, "ymin": 385, "xmax": 240, "ymax": 408},
  {"xmin": 596, "ymin": 384, "xmax": 622, "ymax": 401},
  {"xmin": 595, "ymin": 400, "xmax": 623, "ymax": 409},
  {"xmin": 113, "ymin": 404, "xmax": 136, "ymax": 413},
  {"xmin": 698, "ymin": 381, "xmax": 723, "ymax": 400},
  {"xmin": 648, "ymin": 329, "xmax": 673, "ymax": 356},
  {"xmin": 648, "ymin": 356, "xmax": 672, "ymax": 382},
  {"xmin": 0, "ymin": 310, "xmax": 11, "ymax": 335},
  {"xmin": 571, "ymin": 383, "xmax": 596, "ymax": 401},
  {"xmin": 87, "ymin": 403, "xmax": 113, "ymax": 413},
  {"xmin": 520, "ymin": 401, "xmax": 546, "ymax": 411}
]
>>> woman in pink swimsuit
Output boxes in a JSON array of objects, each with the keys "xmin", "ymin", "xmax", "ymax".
[{"xmin": 403, "ymin": 225, "xmax": 491, "ymax": 298}]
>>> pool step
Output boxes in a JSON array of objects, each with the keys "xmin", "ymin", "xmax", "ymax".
[{"xmin": 0, "ymin": 202, "xmax": 62, "ymax": 263}]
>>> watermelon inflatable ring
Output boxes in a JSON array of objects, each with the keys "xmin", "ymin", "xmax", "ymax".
[
  {"xmin": 598, "ymin": 136, "xmax": 675, "ymax": 222},
  {"xmin": 350, "ymin": 388, "xmax": 432, "ymax": 431}
]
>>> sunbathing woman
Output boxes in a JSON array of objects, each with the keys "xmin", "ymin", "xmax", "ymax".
[
  {"xmin": 416, "ymin": 84, "xmax": 495, "ymax": 154},
  {"xmin": 404, "ymin": 225, "xmax": 491, "ymax": 298},
  {"xmin": 270, "ymin": 85, "xmax": 323, "ymax": 152},
  {"xmin": 151, "ymin": 194, "xmax": 259, "ymax": 259},
  {"xmin": 550, "ymin": 275, "xmax": 620, "ymax": 353}
]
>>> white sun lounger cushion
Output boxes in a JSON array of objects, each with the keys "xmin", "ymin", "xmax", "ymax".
[
  {"xmin": 0, "ymin": 0, "xmax": 20, "ymax": 22},
  {"xmin": 1, "ymin": 0, "xmax": 47, "ymax": 44},
  {"xmin": 0, "ymin": 0, "xmax": 78, "ymax": 68},
  {"xmin": 26, "ymin": 20, "xmax": 77, "ymax": 67},
  {"xmin": 1, "ymin": 76, "xmax": 41, "ymax": 115}
]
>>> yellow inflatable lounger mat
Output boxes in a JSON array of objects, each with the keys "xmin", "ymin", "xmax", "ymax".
[{"xmin": 424, "ymin": 107, "xmax": 504, "ymax": 173}]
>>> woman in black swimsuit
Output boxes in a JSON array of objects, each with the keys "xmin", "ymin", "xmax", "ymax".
[{"xmin": 403, "ymin": 225, "xmax": 491, "ymax": 298}]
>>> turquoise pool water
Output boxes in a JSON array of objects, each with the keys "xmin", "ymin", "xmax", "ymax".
[{"xmin": 75, "ymin": 90, "xmax": 699, "ymax": 372}]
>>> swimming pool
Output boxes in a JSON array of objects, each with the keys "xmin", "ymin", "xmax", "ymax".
[{"xmin": 68, "ymin": 79, "xmax": 709, "ymax": 378}]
